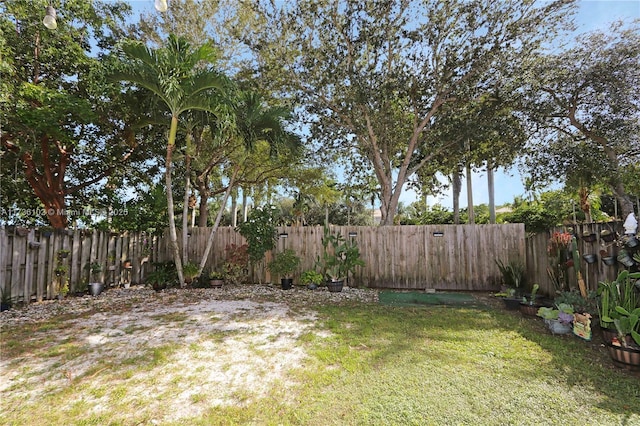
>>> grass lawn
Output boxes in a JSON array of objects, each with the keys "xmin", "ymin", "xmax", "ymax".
[{"xmin": 1, "ymin": 293, "xmax": 639, "ymax": 425}]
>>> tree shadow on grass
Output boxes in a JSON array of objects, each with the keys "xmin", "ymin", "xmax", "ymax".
[{"xmin": 316, "ymin": 303, "xmax": 640, "ymax": 422}]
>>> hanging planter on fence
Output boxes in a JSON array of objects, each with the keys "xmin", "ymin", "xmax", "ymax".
[
  {"xmin": 600, "ymin": 230, "xmax": 616, "ymax": 242},
  {"xmin": 581, "ymin": 232, "xmax": 596, "ymax": 243},
  {"xmin": 28, "ymin": 242, "xmax": 41, "ymax": 249},
  {"xmin": 16, "ymin": 227, "xmax": 30, "ymax": 236},
  {"xmin": 582, "ymin": 254, "xmax": 597, "ymax": 264},
  {"xmin": 602, "ymin": 256, "xmax": 617, "ymax": 266},
  {"xmin": 617, "ymin": 251, "xmax": 636, "ymax": 268},
  {"xmin": 625, "ymin": 236, "xmax": 639, "ymax": 249}
]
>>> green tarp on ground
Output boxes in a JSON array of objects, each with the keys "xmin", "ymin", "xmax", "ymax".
[{"xmin": 378, "ymin": 291, "xmax": 481, "ymax": 307}]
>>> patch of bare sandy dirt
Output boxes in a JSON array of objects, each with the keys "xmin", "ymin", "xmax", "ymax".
[{"xmin": 0, "ymin": 284, "xmax": 378, "ymax": 423}]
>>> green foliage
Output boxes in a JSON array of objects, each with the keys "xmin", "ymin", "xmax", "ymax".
[
  {"xmin": 554, "ymin": 289, "xmax": 598, "ymax": 314},
  {"xmin": 317, "ymin": 226, "xmax": 365, "ymax": 282},
  {"xmin": 300, "ymin": 270, "xmax": 324, "ymax": 286},
  {"xmin": 495, "ymin": 259, "xmax": 526, "ymax": 290},
  {"xmin": 236, "ymin": 205, "xmax": 278, "ymax": 263},
  {"xmin": 105, "ymin": 183, "xmax": 169, "ymax": 234},
  {"xmin": 0, "ymin": 0, "xmax": 142, "ymax": 228},
  {"xmin": 597, "ymin": 270, "xmax": 640, "ymax": 330},
  {"xmin": 182, "ymin": 262, "xmax": 200, "ymax": 279},
  {"xmin": 223, "ymin": 244, "xmax": 249, "ymax": 285},
  {"xmin": 500, "ymin": 202, "xmax": 560, "ymax": 233},
  {"xmin": 417, "ymin": 204, "xmax": 457, "ymax": 225},
  {"xmin": 240, "ymin": 0, "xmax": 574, "ymax": 225},
  {"xmin": 613, "ymin": 307, "xmax": 640, "ymax": 347},
  {"xmin": 267, "ymin": 249, "xmax": 301, "ymax": 278},
  {"xmin": 522, "ymin": 284, "xmax": 540, "ymax": 306},
  {"xmin": 146, "ymin": 262, "xmax": 177, "ymax": 288},
  {"xmin": 521, "ymin": 21, "xmax": 640, "ymax": 217}
]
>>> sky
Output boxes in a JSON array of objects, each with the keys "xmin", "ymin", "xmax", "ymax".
[{"xmin": 127, "ymin": 0, "xmax": 640, "ymax": 210}]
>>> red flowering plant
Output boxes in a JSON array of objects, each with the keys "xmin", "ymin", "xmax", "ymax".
[{"xmin": 547, "ymin": 232, "xmax": 573, "ymax": 293}]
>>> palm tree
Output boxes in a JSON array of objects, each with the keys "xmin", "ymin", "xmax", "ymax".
[
  {"xmin": 198, "ymin": 90, "xmax": 302, "ymax": 274},
  {"xmin": 113, "ymin": 34, "xmax": 229, "ymax": 286}
]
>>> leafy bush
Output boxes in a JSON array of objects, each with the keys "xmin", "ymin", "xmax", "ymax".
[
  {"xmin": 224, "ymin": 244, "xmax": 249, "ymax": 285},
  {"xmin": 236, "ymin": 205, "xmax": 278, "ymax": 263}
]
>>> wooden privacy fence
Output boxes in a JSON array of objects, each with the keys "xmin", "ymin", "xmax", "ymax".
[
  {"xmin": 0, "ymin": 227, "xmax": 159, "ymax": 303},
  {"xmin": 180, "ymin": 224, "xmax": 526, "ymax": 291},
  {"xmin": 525, "ymin": 221, "xmax": 627, "ymax": 297},
  {"xmin": 2, "ymin": 221, "xmax": 634, "ymax": 304}
]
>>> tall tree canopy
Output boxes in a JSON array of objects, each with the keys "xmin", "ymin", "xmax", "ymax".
[
  {"xmin": 521, "ymin": 21, "xmax": 640, "ymax": 220},
  {"xmin": 0, "ymin": 0, "xmax": 139, "ymax": 228},
  {"xmin": 234, "ymin": 0, "xmax": 576, "ymax": 225}
]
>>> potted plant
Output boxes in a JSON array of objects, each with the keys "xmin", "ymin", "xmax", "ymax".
[
  {"xmin": 300, "ymin": 270, "xmax": 323, "ymax": 290},
  {"xmin": 268, "ymin": 249, "xmax": 301, "ymax": 290},
  {"xmin": 54, "ymin": 264, "xmax": 68, "ymax": 277},
  {"xmin": 608, "ymin": 306, "xmax": 640, "ymax": 370},
  {"xmin": 1, "ymin": 286, "xmax": 13, "ymax": 311},
  {"xmin": 495, "ymin": 258, "xmax": 525, "ymax": 310},
  {"xmin": 182, "ymin": 261, "xmax": 200, "ymax": 285},
  {"xmin": 537, "ymin": 303, "xmax": 574, "ymax": 335},
  {"xmin": 519, "ymin": 283, "xmax": 542, "ymax": 316},
  {"xmin": 598, "ymin": 270, "xmax": 640, "ymax": 343},
  {"xmin": 601, "ymin": 249, "xmax": 616, "ymax": 266},
  {"xmin": 88, "ymin": 261, "xmax": 104, "ymax": 295},
  {"xmin": 208, "ymin": 269, "xmax": 225, "ymax": 288},
  {"xmin": 57, "ymin": 249, "xmax": 70, "ymax": 260},
  {"xmin": 146, "ymin": 262, "xmax": 176, "ymax": 291},
  {"xmin": 554, "ymin": 289, "xmax": 598, "ymax": 318},
  {"xmin": 317, "ymin": 226, "xmax": 365, "ymax": 292},
  {"xmin": 617, "ymin": 250, "xmax": 636, "ymax": 268},
  {"xmin": 600, "ymin": 229, "xmax": 615, "ymax": 242},
  {"xmin": 39, "ymin": 226, "xmax": 54, "ymax": 237}
]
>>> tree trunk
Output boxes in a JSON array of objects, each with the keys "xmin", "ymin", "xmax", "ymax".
[
  {"xmin": 199, "ymin": 168, "xmax": 239, "ymax": 275},
  {"xmin": 166, "ymin": 116, "xmax": 184, "ymax": 286},
  {"xmin": 466, "ymin": 163, "xmax": 474, "ymax": 224},
  {"xmin": 181, "ymin": 153, "xmax": 192, "ymax": 265},
  {"xmin": 452, "ymin": 167, "xmax": 462, "ymax": 225},
  {"xmin": 578, "ymin": 186, "xmax": 592, "ymax": 223},
  {"xmin": 196, "ymin": 173, "xmax": 210, "ymax": 227},
  {"xmin": 242, "ymin": 189, "xmax": 248, "ymax": 222},
  {"xmin": 231, "ymin": 190, "xmax": 238, "ymax": 227},
  {"xmin": 487, "ymin": 161, "xmax": 495, "ymax": 224},
  {"xmin": 613, "ymin": 181, "xmax": 634, "ymax": 220}
]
